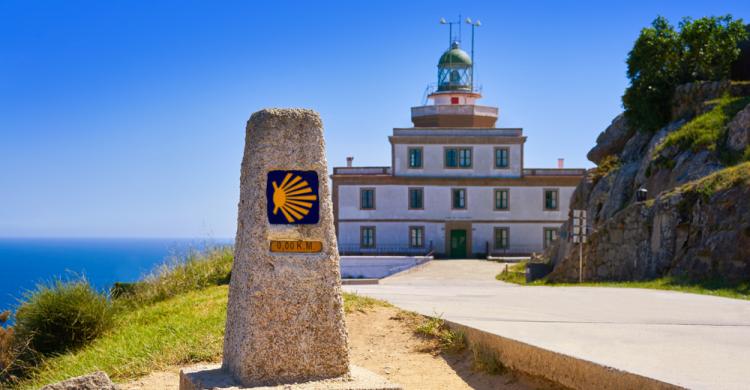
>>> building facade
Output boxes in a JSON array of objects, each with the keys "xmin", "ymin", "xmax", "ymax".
[{"xmin": 332, "ymin": 41, "xmax": 584, "ymax": 257}]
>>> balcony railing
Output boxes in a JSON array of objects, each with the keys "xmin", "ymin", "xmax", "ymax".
[
  {"xmin": 333, "ymin": 167, "xmax": 391, "ymax": 175},
  {"xmin": 523, "ymin": 168, "xmax": 586, "ymax": 176},
  {"xmin": 411, "ymin": 104, "xmax": 499, "ymax": 118},
  {"xmin": 338, "ymin": 244, "xmax": 433, "ymax": 256},
  {"xmin": 392, "ymin": 128, "xmax": 522, "ymax": 136}
]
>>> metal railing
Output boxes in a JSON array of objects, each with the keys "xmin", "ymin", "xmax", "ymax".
[
  {"xmin": 338, "ymin": 244, "xmax": 432, "ymax": 256},
  {"xmin": 523, "ymin": 168, "xmax": 586, "ymax": 176},
  {"xmin": 332, "ymin": 167, "xmax": 391, "ymax": 175},
  {"xmin": 392, "ymin": 128, "xmax": 523, "ymax": 136},
  {"xmin": 411, "ymin": 104, "xmax": 498, "ymax": 118}
]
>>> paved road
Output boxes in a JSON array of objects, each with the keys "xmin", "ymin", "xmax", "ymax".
[{"xmin": 343, "ymin": 260, "xmax": 750, "ymax": 390}]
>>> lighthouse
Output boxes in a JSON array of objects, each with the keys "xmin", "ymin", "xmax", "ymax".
[
  {"xmin": 330, "ymin": 20, "xmax": 584, "ymax": 258},
  {"xmin": 411, "ymin": 41, "xmax": 498, "ymax": 127}
]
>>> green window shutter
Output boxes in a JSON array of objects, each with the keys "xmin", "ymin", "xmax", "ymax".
[
  {"xmin": 445, "ymin": 148, "xmax": 457, "ymax": 167},
  {"xmin": 495, "ymin": 148, "xmax": 509, "ymax": 168}
]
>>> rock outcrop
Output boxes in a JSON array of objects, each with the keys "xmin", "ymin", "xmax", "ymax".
[
  {"xmin": 41, "ymin": 371, "xmax": 117, "ymax": 390},
  {"xmin": 549, "ymin": 164, "xmax": 750, "ymax": 282},
  {"xmin": 727, "ymin": 102, "xmax": 750, "ymax": 153},
  {"xmin": 547, "ymin": 81, "xmax": 750, "ymax": 283},
  {"xmin": 586, "ymin": 114, "xmax": 633, "ymax": 165}
]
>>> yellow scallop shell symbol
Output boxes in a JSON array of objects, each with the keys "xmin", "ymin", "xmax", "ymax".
[{"xmin": 272, "ymin": 172, "xmax": 318, "ymax": 223}]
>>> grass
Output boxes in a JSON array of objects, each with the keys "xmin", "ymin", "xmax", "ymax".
[
  {"xmin": 395, "ymin": 311, "xmax": 509, "ymax": 376},
  {"xmin": 20, "ymin": 285, "xmax": 229, "ymax": 389},
  {"xmin": 495, "ymin": 261, "xmax": 527, "ymax": 284},
  {"xmin": 471, "ymin": 344, "xmax": 506, "ymax": 375},
  {"xmin": 15, "ymin": 289, "xmax": 388, "ymax": 388},
  {"xmin": 666, "ymin": 161, "xmax": 750, "ymax": 199},
  {"xmin": 590, "ymin": 155, "xmax": 621, "ymax": 183},
  {"xmin": 342, "ymin": 292, "xmax": 391, "ymax": 314},
  {"xmin": 392, "ymin": 310, "xmax": 466, "ymax": 354},
  {"xmin": 654, "ymin": 94, "xmax": 750, "ymax": 163},
  {"xmin": 115, "ymin": 247, "xmax": 233, "ymax": 307},
  {"xmin": 14, "ymin": 278, "xmax": 113, "ymax": 356}
]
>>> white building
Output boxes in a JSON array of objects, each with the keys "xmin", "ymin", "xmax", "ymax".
[{"xmin": 332, "ymin": 41, "xmax": 584, "ymax": 258}]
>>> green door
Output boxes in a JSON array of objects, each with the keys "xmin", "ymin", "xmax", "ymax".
[{"xmin": 450, "ymin": 230, "xmax": 467, "ymax": 258}]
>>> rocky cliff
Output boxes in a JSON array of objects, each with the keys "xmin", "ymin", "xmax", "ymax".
[{"xmin": 547, "ymin": 81, "xmax": 750, "ymax": 283}]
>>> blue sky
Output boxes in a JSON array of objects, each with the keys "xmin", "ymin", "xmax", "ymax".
[{"xmin": 1, "ymin": 1, "xmax": 748, "ymax": 238}]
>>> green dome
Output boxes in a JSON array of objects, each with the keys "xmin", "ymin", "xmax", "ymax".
[{"xmin": 438, "ymin": 42, "xmax": 472, "ymax": 68}]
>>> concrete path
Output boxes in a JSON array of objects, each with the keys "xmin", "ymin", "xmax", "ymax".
[{"xmin": 343, "ymin": 260, "xmax": 750, "ymax": 390}]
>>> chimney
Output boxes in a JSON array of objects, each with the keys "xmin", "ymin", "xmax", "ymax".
[
  {"xmin": 346, "ymin": 156, "xmax": 354, "ymax": 167},
  {"xmin": 557, "ymin": 158, "xmax": 565, "ymax": 169}
]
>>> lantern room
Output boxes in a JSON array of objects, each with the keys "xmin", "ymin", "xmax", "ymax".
[{"xmin": 437, "ymin": 41, "xmax": 473, "ymax": 92}]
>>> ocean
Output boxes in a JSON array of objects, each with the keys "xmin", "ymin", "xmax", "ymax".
[{"xmin": 0, "ymin": 238, "xmax": 233, "ymax": 314}]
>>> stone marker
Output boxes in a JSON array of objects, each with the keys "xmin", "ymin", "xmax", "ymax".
[{"xmin": 180, "ymin": 109, "xmax": 399, "ymax": 389}]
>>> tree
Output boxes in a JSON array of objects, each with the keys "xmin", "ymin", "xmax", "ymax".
[
  {"xmin": 622, "ymin": 15, "xmax": 748, "ymax": 132},
  {"xmin": 622, "ymin": 16, "xmax": 680, "ymax": 133},
  {"xmin": 679, "ymin": 16, "xmax": 748, "ymax": 81}
]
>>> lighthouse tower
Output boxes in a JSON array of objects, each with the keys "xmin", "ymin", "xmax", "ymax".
[{"xmin": 411, "ymin": 41, "xmax": 498, "ymax": 127}]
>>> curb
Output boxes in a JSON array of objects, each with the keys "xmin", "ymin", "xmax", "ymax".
[{"xmin": 444, "ymin": 320, "xmax": 684, "ymax": 390}]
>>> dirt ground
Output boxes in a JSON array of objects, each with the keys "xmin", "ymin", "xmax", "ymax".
[{"xmin": 123, "ymin": 306, "xmax": 556, "ymax": 390}]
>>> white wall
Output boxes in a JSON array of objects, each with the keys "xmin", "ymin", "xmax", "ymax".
[
  {"xmin": 472, "ymin": 223, "xmax": 564, "ymax": 254},
  {"xmin": 393, "ymin": 144, "xmax": 522, "ymax": 177},
  {"xmin": 338, "ymin": 185, "xmax": 574, "ymax": 222},
  {"xmin": 340, "ymin": 256, "xmax": 431, "ymax": 278},
  {"xmin": 338, "ymin": 222, "xmax": 444, "ymax": 253},
  {"xmin": 337, "ymin": 184, "xmax": 574, "ymax": 255},
  {"xmin": 338, "ymin": 221, "xmax": 563, "ymax": 255}
]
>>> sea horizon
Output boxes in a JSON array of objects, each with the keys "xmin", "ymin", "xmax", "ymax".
[{"xmin": 0, "ymin": 237, "xmax": 234, "ymax": 315}]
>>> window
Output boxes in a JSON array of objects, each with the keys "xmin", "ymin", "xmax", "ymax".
[
  {"xmin": 408, "ymin": 147, "xmax": 423, "ymax": 168},
  {"xmin": 409, "ymin": 226, "xmax": 425, "ymax": 248},
  {"xmin": 450, "ymin": 97, "xmax": 459, "ymax": 105},
  {"xmin": 458, "ymin": 148, "xmax": 472, "ymax": 167},
  {"xmin": 494, "ymin": 189, "xmax": 509, "ymax": 210},
  {"xmin": 494, "ymin": 227, "xmax": 509, "ymax": 250},
  {"xmin": 494, "ymin": 147, "xmax": 509, "ymax": 168},
  {"xmin": 445, "ymin": 147, "xmax": 472, "ymax": 168},
  {"xmin": 544, "ymin": 189, "xmax": 559, "ymax": 210},
  {"xmin": 544, "ymin": 228, "xmax": 559, "ymax": 249},
  {"xmin": 360, "ymin": 188, "xmax": 375, "ymax": 210},
  {"xmin": 360, "ymin": 226, "xmax": 375, "ymax": 248},
  {"xmin": 452, "ymin": 188, "xmax": 466, "ymax": 209},
  {"xmin": 408, "ymin": 188, "xmax": 424, "ymax": 210}
]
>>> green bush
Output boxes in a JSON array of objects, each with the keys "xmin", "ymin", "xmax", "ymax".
[
  {"xmin": 117, "ymin": 246, "xmax": 233, "ymax": 307},
  {"xmin": 624, "ymin": 15, "xmax": 747, "ymax": 132},
  {"xmin": 14, "ymin": 278, "xmax": 113, "ymax": 356}
]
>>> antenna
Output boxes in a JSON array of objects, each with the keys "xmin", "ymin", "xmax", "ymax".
[
  {"xmin": 439, "ymin": 16, "xmax": 461, "ymax": 47},
  {"xmin": 458, "ymin": 13, "xmax": 462, "ymax": 43},
  {"xmin": 465, "ymin": 17, "xmax": 481, "ymax": 90}
]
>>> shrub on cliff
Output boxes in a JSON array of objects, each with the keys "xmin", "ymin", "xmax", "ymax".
[
  {"xmin": 623, "ymin": 15, "xmax": 747, "ymax": 132},
  {"xmin": 654, "ymin": 94, "xmax": 750, "ymax": 165},
  {"xmin": 13, "ymin": 278, "xmax": 113, "ymax": 356},
  {"xmin": 0, "ymin": 310, "xmax": 22, "ymax": 385}
]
